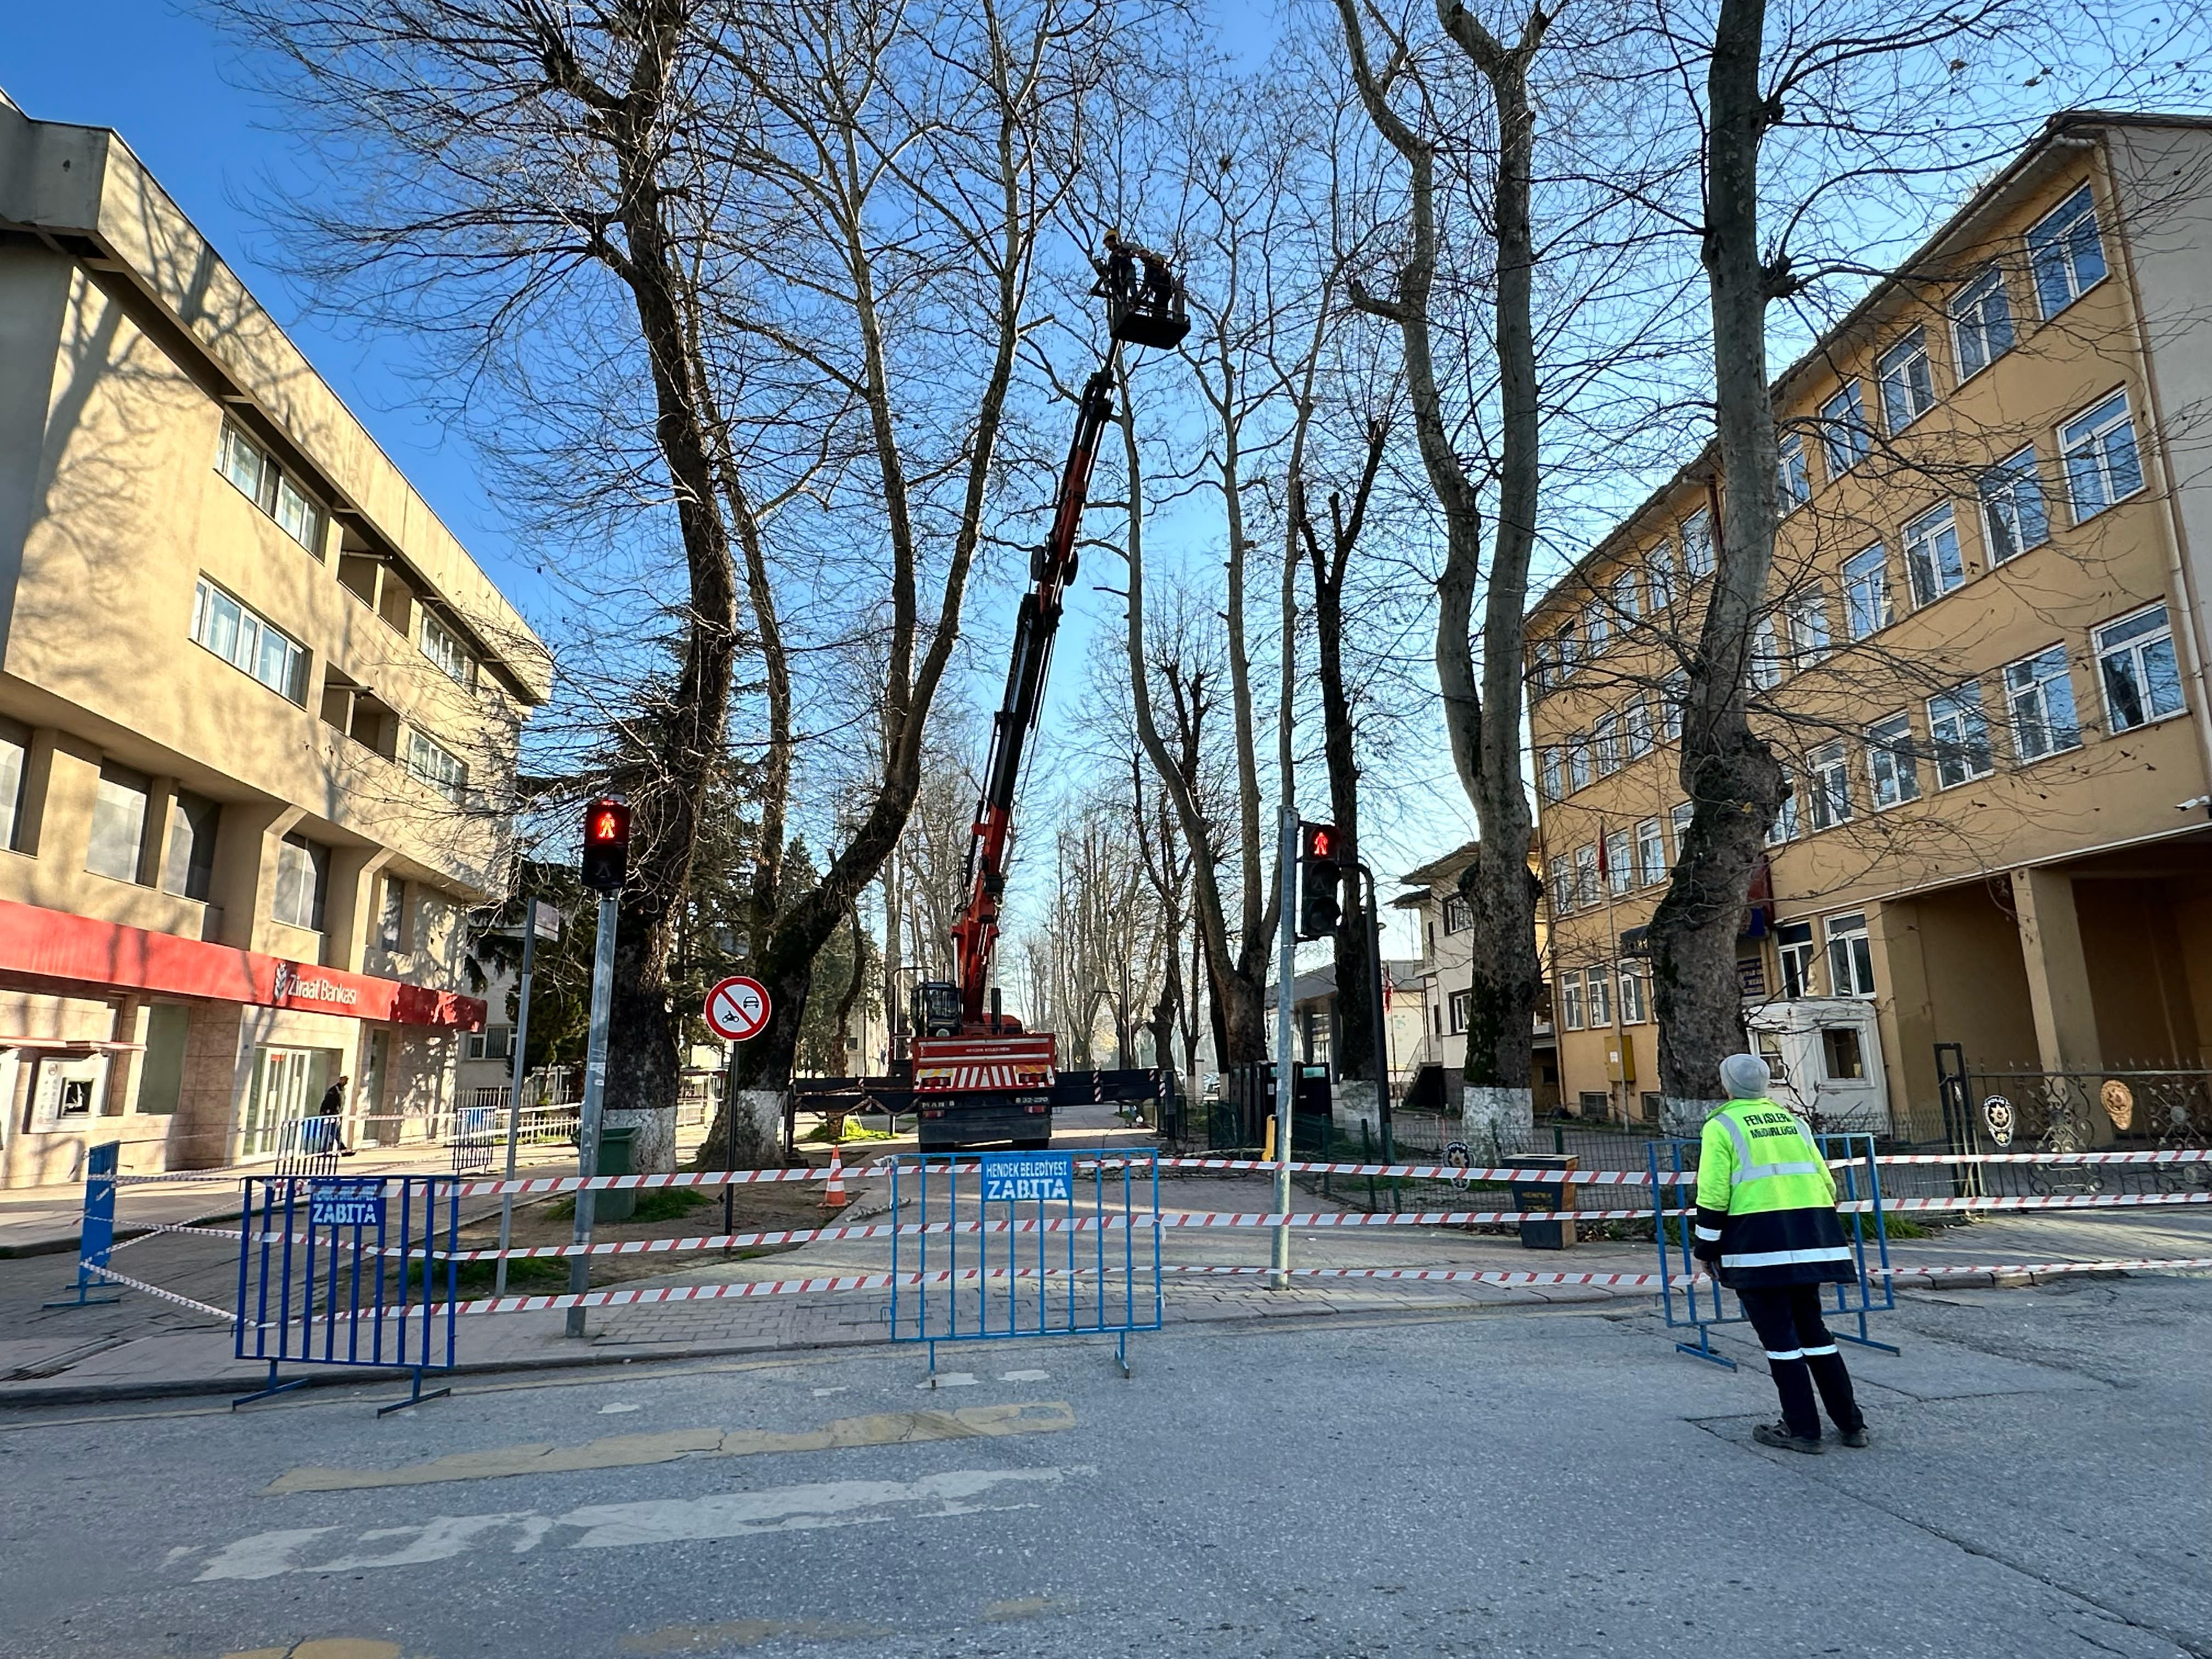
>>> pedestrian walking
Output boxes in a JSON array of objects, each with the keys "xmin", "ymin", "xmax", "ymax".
[
  {"xmin": 315, "ymin": 1073, "xmax": 354, "ymax": 1157},
  {"xmin": 1692, "ymin": 1053, "xmax": 1869, "ymax": 1454}
]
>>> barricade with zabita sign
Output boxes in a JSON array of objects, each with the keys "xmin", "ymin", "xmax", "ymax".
[
  {"xmin": 887, "ymin": 1149, "xmax": 1163, "ymax": 1379},
  {"xmin": 1649, "ymin": 1132, "xmax": 1897, "ymax": 1369},
  {"xmin": 233, "ymin": 1173, "xmax": 459, "ymax": 1415}
]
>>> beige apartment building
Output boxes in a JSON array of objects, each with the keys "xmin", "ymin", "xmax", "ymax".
[
  {"xmin": 1527, "ymin": 112, "xmax": 2212, "ymax": 1141},
  {"xmin": 0, "ymin": 92, "xmax": 549, "ymax": 1186}
]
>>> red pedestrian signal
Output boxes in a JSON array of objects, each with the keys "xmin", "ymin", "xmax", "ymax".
[
  {"xmin": 1297, "ymin": 819, "xmax": 1341, "ymax": 940},
  {"xmin": 581, "ymin": 797, "xmax": 631, "ymax": 893}
]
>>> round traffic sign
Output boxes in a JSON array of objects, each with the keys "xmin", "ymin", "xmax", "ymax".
[{"xmin": 706, "ymin": 975, "xmax": 772, "ymax": 1042}]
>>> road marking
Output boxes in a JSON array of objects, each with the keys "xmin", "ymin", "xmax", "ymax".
[
  {"xmin": 219, "ymin": 1644, "xmax": 404, "ymax": 1659},
  {"xmin": 599, "ymin": 1402, "xmax": 641, "ymax": 1414},
  {"xmin": 199, "ymin": 1468, "xmax": 1085, "ymax": 1579},
  {"xmin": 261, "ymin": 1401, "xmax": 1075, "ymax": 1494},
  {"xmin": 998, "ymin": 1369, "xmax": 1050, "ymax": 1382},
  {"xmin": 919, "ymin": 1372, "xmax": 979, "ymax": 1388},
  {"xmin": 810, "ymin": 1386, "xmax": 848, "ymax": 1397}
]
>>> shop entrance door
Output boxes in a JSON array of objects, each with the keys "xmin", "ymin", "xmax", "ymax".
[{"xmin": 241, "ymin": 1047, "xmax": 330, "ymax": 1160}]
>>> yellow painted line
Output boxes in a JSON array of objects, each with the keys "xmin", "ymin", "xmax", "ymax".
[
  {"xmin": 262, "ymin": 1400, "xmax": 1075, "ymax": 1494},
  {"xmin": 219, "ymin": 1644, "xmax": 403, "ymax": 1659}
]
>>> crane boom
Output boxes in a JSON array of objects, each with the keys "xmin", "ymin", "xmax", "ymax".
[{"xmin": 949, "ymin": 360, "xmax": 1118, "ymax": 1028}]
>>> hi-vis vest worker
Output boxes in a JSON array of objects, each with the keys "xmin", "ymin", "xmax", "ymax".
[{"xmin": 1692, "ymin": 1053, "xmax": 1869, "ymax": 1454}]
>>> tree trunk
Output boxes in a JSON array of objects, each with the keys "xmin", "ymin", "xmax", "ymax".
[{"xmin": 1647, "ymin": 0, "xmax": 1788, "ymax": 1119}]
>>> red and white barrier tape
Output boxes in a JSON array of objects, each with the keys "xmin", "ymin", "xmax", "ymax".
[
  {"xmin": 1865, "ymin": 1148, "xmax": 2212, "ymax": 1166},
  {"xmin": 1880, "ymin": 1256, "xmax": 2212, "ymax": 1279},
  {"xmin": 78, "ymin": 1266, "xmax": 235, "ymax": 1323},
  {"xmin": 1853, "ymin": 1190, "xmax": 2212, "ymax": 1214}
]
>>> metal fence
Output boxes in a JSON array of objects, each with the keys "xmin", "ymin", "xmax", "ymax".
[{"xmin": 1926, "ymin": 1046, "xmax": 2212, "ymax": 1198}]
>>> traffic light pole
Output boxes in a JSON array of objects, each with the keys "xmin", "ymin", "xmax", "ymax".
[
  {"xmin": 565, "ymin": 890, "xmax": 619, "ymax": 1338},
  {"xmin": 1272, "ymin": 805, "xmax": 1296, "ymax": 1290},
  {"xmin": 1356, "ymin": 864, "xmax": 1392, "ymax": 1159}
]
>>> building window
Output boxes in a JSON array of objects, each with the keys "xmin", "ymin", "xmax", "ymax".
[
  {"xmin": 377, "ymin": 876, "xmax": 406, "ymax": 951},
  {"xmin": 1605, "ymin": 828, "xmax": 1632, "ymax": 897},
  {"xmin": 1927, "ymin": 682, "xmax": 1994, "ymax": 787},
  {"xmin": 216, "ymin": 421, "xmax": 324, "ymax": 555},
  {"xmin": 1617, "ymin": 962, "xmax": 1647, "ymax": 1025},
  {"xmin": 1447, "ymin": 989, "xmax": 1473, "ymax": 1035},
  {"xmin": 1681, "ymin": 509, "xmax": 1714, "ymax": 580},
  {"xmin": 419, "ymin": 612, "xmax": 477, "ymax": 687},
  {"xmin": 1825, "ymin": 913, "xmax": 1876, "ymax": 997},
  {"xmin": 1950, "ymin": 265, "xmax": 2013, "ymax": 380},
  {"xmin": 2027, "ymin": 182, "xmax": 2106, "ymax": 319},
  {"xmin": 191, "ymin": 578, "xmax": 308, "ymax": 703},
  {"xmin": 1621, "ymin": 699, "xmax": 1654, "ymax": 763},
  {"xmin": 87, "ymin": 764, "xmax": 150, "ymax": 883},
  {"xmin": 1547, "ymin": 855, "xmax": 1574, "ymax": 915},
  {"xmin": 1539, "ymin": 746, "xmax": 1565, "ymax": 802},
  {"xmin": 1807, "ymin": 741, "xmax": 1852, "ymax": 831},
  {"xmin": 1669, "ymin": 799, "xmax": 1695, "ymax": 866},
  {"xmin": 1842, "ymin": 544, "xmax": 1892, "ymax": 640},
  {"xmin": 1876, "ymin": 329, "xmax": 1934, "ymax": 432},
  {"xmin": 1767, "ymin": 772, "xmax": 1799, "ymax": 845},
  {"xmin": 1661, "ymin": 672, "xmax": 1687, "ymax": 742},
  {"xmin": 1584, "ymin": 964, "xmax": 1611, "ymax": 1027},
  {"xmin": 1819, "ymin": 382, "xmax": 1872, "ymax": 476},
  {"xmin": 1442, "ymin": 893, "xmax": 1472, "ymax": 934},
  {"xmin": 1903, "ymin": 504, "xmax": 1966, "ymax": 607},
  {"xmin": 1554, "ymin": 620, "xmax": 1579, "ymax": 673},
  {"xmin": 1751, "ymin": 620, "xmax": 1784, "ymax": 692},
  {"xmin": 1866, "ymin": 713, "xmax": 1921, "ymax": 810},
  {"xmin": 161, "ymin": 791, "xmax": 220, "ymax": 900},
  {"xmin": 1561, "ymin": 972, "xmax": 1585, "ymax": 1031},
  {"xmin": 273, "ymin": 833, "xmax": 329, "ymax": 931},
  {"xmin": 1592, "ymin": 713, "xmax": 1620, "ymax": 778},
  {"xmin": 1573, "ymin": 844, "xmax": 1599, "ymax": 909},
  {"xmin": 1822, "ymin": 1026, "xmax": 1868, "ymax": 1080},
  {"xmin": 2005, "ymin": 645, "xmax": 2081, "ymax": 762},
  {"xmin": 1584, "ymin": 599, "xmax": 1610, "ymax": 657},
  {"xmin": 1777, "ymin": 921, "xmax": 1816, "ymax": 999},
  {"xmin": 1647, "ymin": 538, "xmax": 1678, "ymax": 609},
  {"xmin": 405, "ymin": 728, "xmax": 470, "ymax": 804},
  {"xmin": 1776, "ymin": 432, "xmax": 1810, "ymax": 511},
  {"xmin": 1634, "ymin": 817, "xmax": 1665, "ymax": 887},
  {"xmin": 468, "ymin": 1027, "xmax": 514, "ymax": 1062},
  {"xmin": 1784, "ymin": 588, "xmax": 1830, "ymax": 667},
  {"xmin": 1567, "ymin": 734, "xmax": 1593, "ymax": 793},
  {"xmin": 2095, "ymin": 603, "xmax": 2183, "ymax": 733},
  {"xmin": 1610, "ymin": 569, "xmax": 1639, "ymax": 624},
  {"xmin": 0, "ymin": 719, "xmax": 26, "ymax": 852},
  {"xmin": 2059, "ymin": 392, "xmax": 2143, "ymax": 522},
  {"xmin": 1979, "ymin": 446, "xmax": 2050, "ymax": 563}
]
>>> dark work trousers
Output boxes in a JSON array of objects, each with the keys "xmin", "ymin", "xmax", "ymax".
[{"xmin": 1736, "ymin": 1284, "xmax": 1864, "ymax": 1440}]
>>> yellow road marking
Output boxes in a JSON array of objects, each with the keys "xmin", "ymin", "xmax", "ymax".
[
  {"xmin": 219, "ymin": 1644, "xmax": 403, "ymax": 1659},
  {"xmin": 262, "ymin": 1400, "xmax": 1075, "ymax": 1494}
]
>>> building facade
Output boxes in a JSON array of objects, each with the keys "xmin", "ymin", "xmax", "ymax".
[
  {"xmin": 0, "ymin": 92, "xmax": 549, "ymax": 1185},
  {"xmin": 1527, "ymin": 113, "xmax": 2212, "ymax": 1139}
]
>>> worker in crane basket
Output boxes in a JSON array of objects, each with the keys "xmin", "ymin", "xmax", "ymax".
[
  {"xmin": 1102, "ymin": 230, "xmax": 1178, "ymax": 309},
  {"xmin": 1692, "ymin": 1053, "xmax": 1871, "ymax": 1454}
]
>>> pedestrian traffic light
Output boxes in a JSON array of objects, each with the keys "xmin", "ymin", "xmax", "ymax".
[
  {"xmin": 1297, "ymin": 820, "xmax": 1341, "ymax": 940},
  {"xmin": 580, "ymin": 797, "xmax": 631, "ymax": 893}
]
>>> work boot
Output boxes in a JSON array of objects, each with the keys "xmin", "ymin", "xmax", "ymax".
[
  {"xmin": 1837, "ymin": 1425, "xmax": 1870, "ymax": 1449},
  {"xmin": 1752, "ymin": 1421, "xmax": 1824, "ymax": 1455}
]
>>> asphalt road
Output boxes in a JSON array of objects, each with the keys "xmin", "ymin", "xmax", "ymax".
[{"xmin": 3, "ymin": 1272, "xmax": 2208, "ymax": 1659}]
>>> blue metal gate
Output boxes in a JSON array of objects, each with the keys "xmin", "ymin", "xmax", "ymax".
[
  {"xmin": 234, "ymin": 1174, "xmax": 459, "ymax": 1413},
  {"xmin": 1649, "ymin": 1131, "xmax": 1897, "ymax": 1368},
  {"xmin": 888, "ymin": 1150, "xmax": 1163, "ymax": 1377}
]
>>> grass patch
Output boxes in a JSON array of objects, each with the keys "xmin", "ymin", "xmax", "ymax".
[
  {"xmin": 541, "ymin": 1186, "xmax": 717, "ymax": 1225},
  {"xmin": 399, "ymin": 1255, "xmax": 572, "ymax": 1295}
]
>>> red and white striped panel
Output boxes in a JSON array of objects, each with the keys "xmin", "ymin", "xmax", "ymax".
[{"xmin": 914, "ymin": 1063, "xmax": 1050, "ymax": 1091}]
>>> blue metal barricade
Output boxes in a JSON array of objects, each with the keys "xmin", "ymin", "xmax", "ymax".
[
  {"xmin": 234, "ymin": 1173, "xmax": 459, "ymax": 1414},
  {"xmin": 44, "ymin": 1141, "xmax": 124, "ymax": 1309},
  {"xmin": 1650, "ymin": 1131, "xmax": 1897, "ymax": 1369},
  {"xmin": 889, "ymin": 1149, "xmax": 1163, "ymax": 1378}
]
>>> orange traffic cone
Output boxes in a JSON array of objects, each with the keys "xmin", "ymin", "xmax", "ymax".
[{"xmin": 822, "ymin": 1144, "xmax": 850, "ymax": 1211}]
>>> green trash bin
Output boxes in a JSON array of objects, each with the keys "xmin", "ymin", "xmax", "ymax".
[{"xmin": 594, "ymin": 1125, "xmax": 638, "ymax": 1222}]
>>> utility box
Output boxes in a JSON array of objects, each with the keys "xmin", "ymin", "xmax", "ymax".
[
  {"xmin": 1510, "ymin": 1152, "xmax": 1578, "ymax": 1250},
  {"xmin": 594, "ymin": 1125, "xmax": 639, "ymax": 1222},
  {"xmin": 1605, "ymin": 1032, "xmax": 1636, "ymax": 1085}
]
